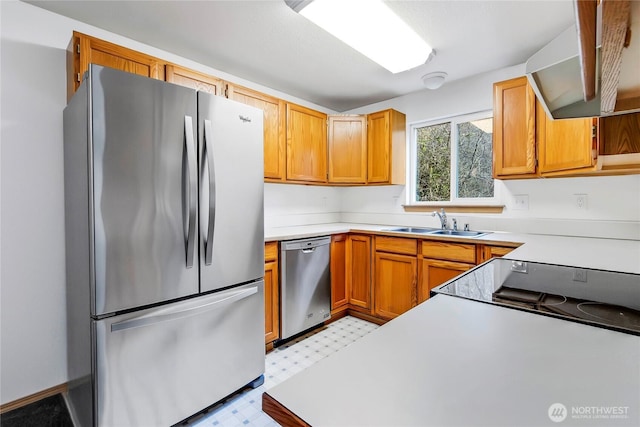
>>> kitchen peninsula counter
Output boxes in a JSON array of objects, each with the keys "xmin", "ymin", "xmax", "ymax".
[
  {"xmin": 263, "ymin": 294, "xmax": 640, "ymax": 426},
  {"xmin": 262, "ymin": 223, "xmax": 640, "ymax": 426}
]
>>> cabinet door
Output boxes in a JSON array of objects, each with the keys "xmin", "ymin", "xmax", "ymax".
[
  {"xmin": 328, "ymin": 116, "xmax": 367, "ymax": 183},
  {"xmin": 418, "ymin": 259, "xmax": 473, "ymax": 304},
  {"xmin": 537, "ymin": 101, "xmax": 595, "ymax": 174},
  {"xmin": 367, "ymin": 110, "xmax": 390, "ymax": 183},
  {"xmin": 493, "ymin": 77, "xmax": 537, "ymax": 178},
  {"xmin": 330, "ymin": 234, "xmax": 348, "ymax": 310},
  {"xmin": 229, "ymin": 85, "xmax": 286, "ymax": 181},
  {"xmin": 70, "ymin": 32, "xmax": 165, "ymax": 100},
  {"xmin": 165, "ymin": 64, "xmax": 224, "ymax": 95},
  {"xmin": 599, "ymin": 112, "xmax": 640, "ymax": 155},
  {"xmin": 374, "ymin": 252, "xmax": 417, "ymax": 320},
  {"xmin": 264, "ymin": 243, "xmax": 279, "ymax": 344},
  {"xmin": 478, "ymin": 245, "xmax": 515, "ymax": 263},
  {"xmin": 286, "ymin": 103, "xmax": 328, "ymax": 182},
  {"xmin": 346, "ymin": 235, "xmax": 371, "ymax": 310}
]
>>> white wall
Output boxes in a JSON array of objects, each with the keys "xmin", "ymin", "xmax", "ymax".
[
  {"xmin": 265, "ymin": 184, "xmax": 341, "ymax": 228},
  {"xmin": 0, "ymin": 0, "xmax": 339, "ymax": 405},
  {"xmin": 340, "ymin": 67, "xmax": 640, "ymax": 240}
]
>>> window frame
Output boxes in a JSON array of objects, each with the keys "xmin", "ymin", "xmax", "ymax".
[{"xmin": 407, "ymin": 110, "xmax": 501, "ymax": 207}]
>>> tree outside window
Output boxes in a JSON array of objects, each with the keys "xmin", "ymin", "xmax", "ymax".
[{"xmin": 411, "ymin": 113, "xmax": 495, "ymax": 204}]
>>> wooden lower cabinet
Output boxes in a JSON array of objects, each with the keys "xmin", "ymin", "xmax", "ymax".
[
  {"xmin": 418, "ymin": 259, "xmax": 474, "ymax": 304},
  {"xmin": 374, "ymin": 252, "xmax": 417, "ymax": 320},
  {"xmin": 330, "ymin": 234, "xmax": 348, "ymax": 311},
  {"xmin": 264, "ymin": 242, "xmax": 280, "ymax": 345},
  {"xmin": 478, "ymin": 245, "xmax": 516, "ymax": 263},
  {"xmin": 346, "ymin": 235, "xmax": 372, "ymax": 310}
]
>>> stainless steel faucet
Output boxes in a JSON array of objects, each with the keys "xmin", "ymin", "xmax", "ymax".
[{"xmin": 432, "ymin": 208, "xmax": 447, "ymax": 229}]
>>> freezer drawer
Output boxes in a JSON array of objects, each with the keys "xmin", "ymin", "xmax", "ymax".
[{"xmin": 92, "ymin": 281, "xmax": 265, "ymax": 426}]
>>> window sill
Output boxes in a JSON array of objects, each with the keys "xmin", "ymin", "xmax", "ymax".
[{"xmin": 402, "ymin": 204, "xmax": 504, "ymax": 214}]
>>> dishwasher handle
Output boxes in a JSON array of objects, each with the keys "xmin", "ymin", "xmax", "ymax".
[{"xmin": 282, "ymin": 236, "xmax": 331, "ymax": 251}]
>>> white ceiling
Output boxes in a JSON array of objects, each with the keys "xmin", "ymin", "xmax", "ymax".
[{"xmin": 26, "ymin": 0, "xmax": 576, "ymax": 112}]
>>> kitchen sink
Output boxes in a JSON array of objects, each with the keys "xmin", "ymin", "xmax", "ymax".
[
  {"xmin": 383, "ymin": 227, "xmax": 439, "ymax": 234},
  {"xmin": 430, "ymin": 229, "xmax": 488, "ymax": 238}
]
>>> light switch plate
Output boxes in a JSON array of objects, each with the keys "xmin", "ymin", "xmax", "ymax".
[{"xmin": 513, "ymin": 194, "xmax": 529, "ymax": 210}]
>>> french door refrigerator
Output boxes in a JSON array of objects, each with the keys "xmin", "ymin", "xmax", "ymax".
[{"xmin": 63, "ymin": 65, "xmax": 265, "ymax": 427}]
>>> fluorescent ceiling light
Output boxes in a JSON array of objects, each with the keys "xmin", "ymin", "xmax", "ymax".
[{"xmin": 286, "ymin": 0, "xmax": 432, "ymax": 73}]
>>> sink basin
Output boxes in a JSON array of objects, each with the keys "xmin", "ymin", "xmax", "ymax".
[
  {"xmin": 430, "ymin": 230, "xmax": 488, "ymax": 238},
  {"xmin": 383, "ymin": 227, "xmax": 439, "ymax": 234}
]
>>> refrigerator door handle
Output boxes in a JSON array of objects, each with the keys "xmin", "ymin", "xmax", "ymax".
[
  {"xmin": 184, "ymin": 115, "xmax": 197, "ymax": 268},
  {"xmin": 111, "ymin": 285, "xmax": 258, "ymax": 332},
  {"xmin": 203, "ymin": 119, "xmax": 216, "ymax": 265}
]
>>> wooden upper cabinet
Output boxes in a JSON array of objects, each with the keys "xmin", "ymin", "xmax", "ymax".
[
  {"xmin": 286, "ymin": 103, "xmax": 328, "ymax": 183},
  {"xmin": 493, "ymin": 76, "xmax": 537, "ymax": 178},
  {"xmin": 367, "ymin": 109, "xmax": 406, "ymax": 184},
  {"xmin": 165, "ymin": 64, "xmax": 224, "ymax": 95},
  {"xmin": 328, "ymin": 116, "xmax": 367, "ymax": 184},
  {"xmin": 68, "ymin": 31, "xmax": 165, "ymax": 101},
  {"xmin": 599, "ymin": 112, "xmax": 640, "ymax": 155},
  {"xmin": 229, "ymin": 85, "xmax": 286, "ymax": 181},
  {"xmin": 537, "ymin": 101, "xmax": 596, "ymax": 175}
]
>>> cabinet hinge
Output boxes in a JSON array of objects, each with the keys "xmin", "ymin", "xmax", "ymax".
[
  {"xmin": 224, "ymin": 84, "xmax": 228, "ymax": 98},
  {"xmin": 76, "ymin": 43, "xmax": 80, "ymax": 54},
  {"xmin": 76, "ymin": 73, "xmax": 81, "ymax": 83},
  {"xmin": 591, "ymin": 125, "xmax": 597, "ymax": 139}
]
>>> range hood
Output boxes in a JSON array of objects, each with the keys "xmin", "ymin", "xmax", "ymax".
[{"xmin": 526, "ymin": 20, "xmax": 602, "ymax": 120}]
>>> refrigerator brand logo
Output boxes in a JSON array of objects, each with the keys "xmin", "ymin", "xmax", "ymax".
[
  {"xmin": 548, "ymin": 403, "xmax": 567, "ymax": 423},
  {"xmin": 239, "ymin": 115, "xmax": 252, "ymax": 123}
]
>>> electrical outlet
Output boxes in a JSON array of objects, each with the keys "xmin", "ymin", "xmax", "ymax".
[
  {"xmin": 513, "ymin": 194, "xmax": 529, "ymax": 210},
  {"xmin": 573, "ymin": 268, "xmax": 588, "ymax": 282},
  {"xmin": 574, "ymin": 194, "xmax": 588, "ymax": 210}
]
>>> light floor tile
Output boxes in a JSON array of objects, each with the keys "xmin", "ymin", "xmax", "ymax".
[{"xmin": 188, "ymin": 316, "xmax": 378, "ymax": 426}]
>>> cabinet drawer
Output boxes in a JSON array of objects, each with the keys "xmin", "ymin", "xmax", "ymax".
[
  {"xmin": 265, "ymin": 242, "xmax": 278, "ymax": 262},
  {"xmin": 375, "ymin": 236, "xmax": 417, "ymax": 255},
  {"xmin": 421, "ymin": 241, "xmax": 476, "ymax": 264}
]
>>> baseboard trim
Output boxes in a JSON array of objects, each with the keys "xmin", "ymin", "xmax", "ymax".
[{"xmin": 0, "ymin": 383, "xmax": 68, "ymax": 414}]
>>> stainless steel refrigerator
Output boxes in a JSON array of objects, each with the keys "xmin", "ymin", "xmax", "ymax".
[{"xmin": 63, "ymin": 65, "xmax": 265, "ymax": 426}]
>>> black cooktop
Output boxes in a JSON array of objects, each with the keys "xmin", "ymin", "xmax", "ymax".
[{"xmin": 432, "ymin": 258, "xmax": 640, "ymax": 336}]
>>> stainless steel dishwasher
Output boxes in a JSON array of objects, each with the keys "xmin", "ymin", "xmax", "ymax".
[{"xmin": 280, "ymin": 236, "xmax": 331, "ymax": 341}]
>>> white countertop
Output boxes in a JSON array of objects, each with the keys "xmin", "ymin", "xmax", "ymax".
[
  {"xmin": 267, "ymin": 295, "xmax": 640, "ymax": 426},
  {"xmin": 264, "ymin": 223, "xmax": 640, "ymax": 425},
  {"xmin": 265, "ymin": 222, "xmax": 640, "ymax": 274}
]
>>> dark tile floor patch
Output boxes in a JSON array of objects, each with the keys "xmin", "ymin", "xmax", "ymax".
[{"xmin": 1, "ymin": 394, "xmax": 73, "ymax": 427}]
